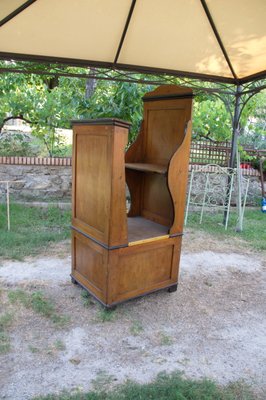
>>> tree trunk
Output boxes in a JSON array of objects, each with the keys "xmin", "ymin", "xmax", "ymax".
[{"xmin": 85, "ymin": 68, "xmax": 97, "ymax": 99}]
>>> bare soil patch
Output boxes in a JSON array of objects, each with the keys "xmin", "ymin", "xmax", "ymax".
[{"xmin": 0, "ymin": 231, "xmax": 265, "ymax": 400}]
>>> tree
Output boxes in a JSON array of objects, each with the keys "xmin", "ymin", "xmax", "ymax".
[
  {"xmin": 0, "ymin": 63, "xmax": 87, "ymax": 155},
  {"xmin": 0, "ymin": 61, "xmax": 265, "ymax": 156},
  {"xmin": 77, "ymin": 79, "xmax": 155, "ymax": 142},
  {"xmin": 239, "ymin": 90, "xmax": 266, "ymax": 149},
  {"xmin": 192, "ymin": 98, "xmax": 232, "ymax": 141}
]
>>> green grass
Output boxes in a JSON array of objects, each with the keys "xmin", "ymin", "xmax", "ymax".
[
  {"xmin": 0, "ymin": 204, "xmax": 264, "ymax": 261},
  {"xmin": 0, "ymin": 312, "xmax": 13, "ymax": 331},
  {"xmin": 8, "ymin": 289, "xmax": 31, "ymax": 307},
  {"xmin": 28, "ymin": 345, "xmax": 40, "ymax": 354},
  {"xmin": 186, "ymin": 208, "xmax": 266, "ymax": 251},
  {"xmin": 0, "ymin": 331, "xmax": 10, "ymax": 353},
  {"xmin": 159, "ymin": 332, "xmax": 173, "ymax": 346},
  {"xmin": 130, "ymin": 320, "xmax": 144, "ymax": 336},
  {"xmin": 53, "ymin": 339, "xmax": 66, "ymax": 351},
  {"xmin": 8, "ymin": 289, "xmax": 69, "ymax": 326},
  {"xmin": 0, "ymin": 204, "xmax": 71, "ymax": 260},
  {"xmin": 81, "ymin": 290, "xmax": 95, "ymax": 307},
  {"xmin": 96, "ymin": 308, "xmax": 117, "ymax": 323},
  {"xmin": 91, "ymin": 371, "xmax": 116, "ymax": 392},
  {"xmin": 29, "ymin": 340, "xmax": 66, "ymax": 355},
  {"xmin": 33, "ymin": 372, "xmax": 258, "ymax": 400},
  {"xmin": 0, "ymin": 312, "xmax": 13, "ymax": 353}
]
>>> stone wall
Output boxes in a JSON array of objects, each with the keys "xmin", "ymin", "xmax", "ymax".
[
  {"xmin": 0, "ymin": 164, "xmax": 72, "ymax": 201},
  {"xmin": 0, "ymin": 158, "xmax": 262, "ymax": 205}
]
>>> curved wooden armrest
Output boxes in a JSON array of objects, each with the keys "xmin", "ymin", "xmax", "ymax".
[{"xmin": 168, "ymin": 120, "xmax": 192, "ymax": 235}]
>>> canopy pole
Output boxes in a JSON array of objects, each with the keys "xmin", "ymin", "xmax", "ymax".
[
  {"xmin": 229, "ymin": 85, "xmax": 242, "ymax": 168},
  {"xmin": 223, "ymin": 85, "xmax": 242, "ymax": 226}
]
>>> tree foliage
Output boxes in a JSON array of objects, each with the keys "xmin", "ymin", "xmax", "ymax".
[
  {"xmin": 77, "ymin": 80, "xmax": 155, "ymax": 142},
  {"xmin": 0, "ymin": 131, "xmax": 43, "ymax": 157},
  {"xmin": 239, "ymin": 91, "xmax": 266, "ymax": 149},
  {"xmin": 192, "ymin": 98, "xmax": 232, "ymax": 141},
  {"xmin": 0, "ymin": 62, "xmax": 265, "ymax": 157},
  {"xmin": 0, "ymin": 67, "xmax": 85, "ymax": 155}
]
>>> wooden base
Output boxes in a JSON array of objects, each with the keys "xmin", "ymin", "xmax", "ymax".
[
  {"xmin": 71, "ymin": 273, "xmax": 178, "ymax": 309},
  {"xmin": 70, "ymin": 275, "xmax": 117, "ymax": 310},
  {"xmin": 71, "ymin": 228, "xmax": 182, "ymax": 307}
]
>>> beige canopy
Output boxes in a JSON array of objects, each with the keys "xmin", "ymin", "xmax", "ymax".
[{"xmin": 0, "ymin": 0, "xmax": 265, "ymax": 84}]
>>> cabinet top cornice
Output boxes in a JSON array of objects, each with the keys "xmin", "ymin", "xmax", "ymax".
[{"xmin": 71, "ymin": 118, "xmax": 131, "ymax": 129}]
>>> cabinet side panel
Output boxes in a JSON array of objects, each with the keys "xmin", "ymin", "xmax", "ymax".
[
  {"xmin": 141, "ymin": 174, "xmax": 173, "ymax": 226},
  {"xmin": 72, "ymin": 231, "xmax": 107, "ymax": 303},
  {"xmin": 169, "ymin": 121, "xmax": 192, "ymax": 235},
  {"xmin": 108, "ymin": 239, "xmax": 180, "ymax": 304},
  {"xmin": 139, "ymin": 97, "xmax": 192, "ymax": 227},
  {"xmin": 73, "ymin": 126, "xmax": 111, "ymax": 243},
  {"xmin": 109, "ymin": 126, "xmax": 128, "ymax": 247},
  {"xmin": 144, "ymin": 106, "xmax": 186, "ymax": 165}
]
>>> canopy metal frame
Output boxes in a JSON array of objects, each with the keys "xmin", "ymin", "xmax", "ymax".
[
  {"xmin": 0, "ymin": 0, "xmax": 265, "ymax": 86},
  {"xmin": 0, "ymin": 60, "xmax": 265, "ymax": 165}
]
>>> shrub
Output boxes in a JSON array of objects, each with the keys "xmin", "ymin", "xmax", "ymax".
[{"xmin": 0, "ymin": 130, "xmax": 43, "ymax": 156}]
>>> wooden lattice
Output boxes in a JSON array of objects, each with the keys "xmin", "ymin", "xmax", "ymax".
[
  {"xmin": 190, "ymin": 140, "xmax": 266, "ymax": 170},
  {"xmin": 190, "ymin": 141, "xmax": 231, "ymax": 166}
]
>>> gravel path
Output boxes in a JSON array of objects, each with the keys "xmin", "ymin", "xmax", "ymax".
[{"xmin": 0, "ymin": 232, "xmax": 265, "ymax": 400}]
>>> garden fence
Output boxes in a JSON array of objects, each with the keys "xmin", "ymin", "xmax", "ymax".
[{"xmin": 189, "ymin": 140, "xmax": 266, "ymax": 170}]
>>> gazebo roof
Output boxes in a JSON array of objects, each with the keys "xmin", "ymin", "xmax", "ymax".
[{"xmin": 0, "ymin": 0, "xmax": 265, "ymax": 85}]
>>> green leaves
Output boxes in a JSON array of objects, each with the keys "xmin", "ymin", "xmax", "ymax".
[
  {"xmin": 0, "ymin": 62, "xmax": 265, "ymax": 154},
  {"xmin": 0, "ymin": 65, "xmax": 85, "ymax": 156},
  {"xmin": 77, "ymin": 79, "xmax": 155, "ymax": 142},
  {"xmin": 193, "ymin": 98, "xmax": 232, "ymax": 141}
]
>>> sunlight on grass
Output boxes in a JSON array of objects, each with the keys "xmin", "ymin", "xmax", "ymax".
[
  {"xmin": 130, "ymin": 320, "xmax": 144, "ymax": 336},
  {"xmin": 96, "ymin": 307, "xmax": 117, "ymax": 323},
  {"xmin": 1, "ymin": 204, "xmax": 264, "ymax": 261},
  {"xmin": 33, "ymin": 372, "xmax": 257, "ymax": 400},
  {"xmin": 8, "ymin": 289, "xmax": 69, "ymax": 326},
  {"xmin": 0, "ymin": 312, "xmax": 13, "ymax": 354},
  {"xmin": 186, "ymin": 208, "xmax": 266, "ymax": 251},
  {"xmin": 0, "ymin": 204, "xmax": 71, "ymax": 260}
]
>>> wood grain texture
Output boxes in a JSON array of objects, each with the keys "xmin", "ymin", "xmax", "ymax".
[
  {"xmin": 125, "ymin": 85, "xmax": 193, "ymax": 229},
  {"xmin": 127, "ymin": 216, "xmax": 168, "ymax": 243},
  {"xmin": 128, "ymin": 235, "xmax": 169, "ymax": 246},
  {"xmin": 126, "ymin": 163, "xmax": 167, "ymax": 174},
  {"xmin": 72, "ymin": 125, "xmax": 111, "ymax": 243},
  {"xmin": 142, "ymin": 85, "xmax": 193, "ymax": 100},
  {"xmin": 141, "ymin": 173, "xmax": 173, "ymax": 226},
  {"xmin": 71, "ymin": 86, "xmax": 193, "ymax": 307},
  {"xmin": 71, "ymin": 230, "xmax": 108, "ymax": 304},
  {"xmin": 107, "ymin": 236, "xmax": 182, "ymax": 305},
  {"xmin": 72, "ymin": 121, "xmax": 129, "ymax": 247},
  {"xmin": 125, "ymin": 120, "xmax": 145, "ymax": 163},
  {"xmin": 72, "ymin": 228, "xmax": 181, "ymax": 307},
  {"xmin": 125, "ymin": 169, "xmax": 143, "ymax": 217},
  {"xmin": 125, "ymin": 121, "xmax": 144, "ymax": 217},
  {"xmin": 143, "ymin": 107, "xmax": 186, "ymax": 165},
  {"xmin": 168, "ymin": 120, "xmax": 192, "ymax": 235},
  {"xmin": 108, "ymin": 126, "xmax": 128, "ymax": 247}
]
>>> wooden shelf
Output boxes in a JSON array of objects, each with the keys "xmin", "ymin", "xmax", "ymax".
[
  {"xmin": 125, "ymin": 163, "xmax": 167, "ymax": 175},
  {"xmin": 128, "ymin": 217, "xmax": 169, "ymax": 244}
]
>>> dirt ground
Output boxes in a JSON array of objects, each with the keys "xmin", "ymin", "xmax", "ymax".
[{"xmin": 0, "ymin": 230, "xmax": 265, "ymax": 400}]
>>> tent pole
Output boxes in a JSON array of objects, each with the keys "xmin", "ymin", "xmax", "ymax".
[
  {"xmin": 229, "ymin": 85, "xmax": 242, "ymax": 169},
  {"xmin": 223, "ymin": 85, "xmax": 242, "ymax": 226}
]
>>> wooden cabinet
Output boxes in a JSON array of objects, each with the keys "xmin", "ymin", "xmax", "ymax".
[{"xmin": 71, "ymin": 85, "xmax": 193, "ymax": 308}]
